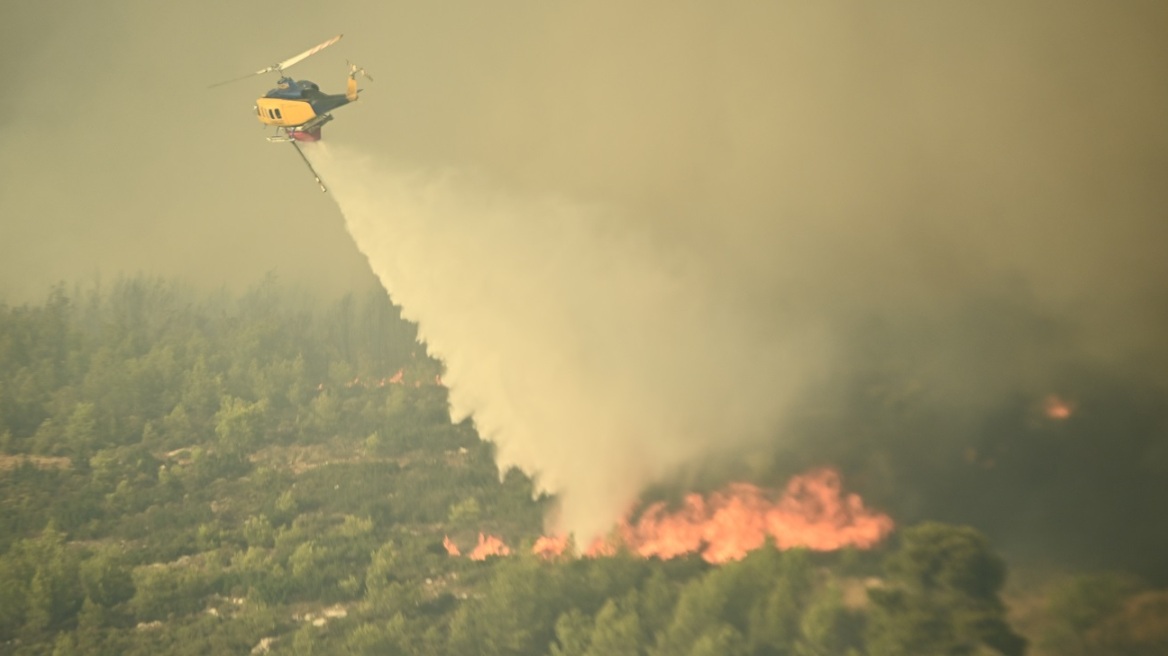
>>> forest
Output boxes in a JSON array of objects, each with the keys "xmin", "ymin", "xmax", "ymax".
[{"xmin": 0, "ymin": 277, "xmax": 1164, "ymax": 655}]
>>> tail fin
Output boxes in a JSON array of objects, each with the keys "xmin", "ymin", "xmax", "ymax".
[{"xmin": 345, "ymin": 61, "xmax": 371, "ymax": 101}]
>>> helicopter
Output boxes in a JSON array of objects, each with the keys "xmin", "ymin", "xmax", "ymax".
[{"xmin": 210, "ymin": 34, "xmax": 372, "ymax": 192}]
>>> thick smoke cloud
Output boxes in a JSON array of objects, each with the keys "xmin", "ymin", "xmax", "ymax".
[
  {"xmin": 310, "ymin": 2, "xmax": 1168, "ymax": 566},
  {"xmin": 310, "ymin": 145, "xmax": 820, "ymax": 539}
]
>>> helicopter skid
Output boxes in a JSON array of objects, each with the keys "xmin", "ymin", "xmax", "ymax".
[
  {"xmin": 267, "ymin": 113, "xmax": 333, "ymax": 143},
  {"xmin": 267, "ymin": 128, "xmax": 323, "ymax": 143}
]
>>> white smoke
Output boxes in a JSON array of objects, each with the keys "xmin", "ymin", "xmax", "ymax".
[
  {"xmin": 308, "ymin": 143, "xmax": 818, "ymax": 540},
  {"xmin": 297, "ymin": 2, "xmax": 1168, "ymax": 544}
]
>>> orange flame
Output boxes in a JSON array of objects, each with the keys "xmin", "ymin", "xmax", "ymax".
[
  {"xmin": 532, "ymin": 535, "xmax": 570, "ymax": 559},
  {"xmin": 583, "ymin": 536, "xmax": 618, "ymax": 558},
  {"xmin": 532, "ymin": 468, "xmax": 892, "ymax": 563},
  {"xmin": 617, "ymin": 469, "xmax": 893, "ymax": 562},
  {"xmin": 448, "ymin": 469, "xmax": 892, "ymax": 564},
  {"xmin": 443, "ymin": 535, "xmax": 461, "ymax": 557},
  {"xmin": 469, "ymin": 532, "xmax": 511, "ymax": 560}
]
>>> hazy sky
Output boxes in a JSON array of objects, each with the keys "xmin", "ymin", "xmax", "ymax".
[
  {"xmin": 4, "ymin": 1, "xmax": 1167, "ymax": 571},
  {"xmin": 3, "ymin": 1, "xmax": 1166, "ymax": 304}
]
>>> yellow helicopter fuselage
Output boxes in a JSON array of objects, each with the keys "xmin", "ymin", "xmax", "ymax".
[
  {"xmin": 255, "ymin": 97, "xmax": 317, "ymax": 128},
  {"xmin": 255, "ymin": 76, "xmax": 358, "ymax": 129}
]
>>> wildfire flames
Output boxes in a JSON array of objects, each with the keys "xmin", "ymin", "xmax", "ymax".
[
  {"xmin": 611, "ymin": 468, "xmax": 893, "ymax": 563},
  {"xmin": 532, "ymin": 535, "xmax": 571, "ymax": 559},
  {"xmin": 451, "ymin": 468, "xmax": 894, "ymax": 564},
  {"xmin": 469, "ymin": 532, "xmax": 511, "ymax": 560}
]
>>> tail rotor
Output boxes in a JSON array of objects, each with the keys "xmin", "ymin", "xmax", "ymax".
[{"xmin": 347, "ymin": 60, "xmax": 374, "ymax": 82}]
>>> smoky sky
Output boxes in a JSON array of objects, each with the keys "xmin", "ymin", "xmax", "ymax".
[
  {"xmin": 4, "ymin": 1, "xmax": 1166, "ymax": 311},
  {"xmin": 4, "ymin": 2, "xmax": 1167, "ymax": 575}
]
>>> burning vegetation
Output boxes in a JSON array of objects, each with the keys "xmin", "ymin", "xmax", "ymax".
[
  {"xmin": 611, "ymin": 468, "xmax": 894, "ymax": 562},
  {"xmin": 450, "ymin": 468, "xmax": 893, "ymax": 563}
]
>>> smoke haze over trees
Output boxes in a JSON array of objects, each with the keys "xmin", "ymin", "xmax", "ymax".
[{"xmin": 4, "ymin": 280, "xmax": 1163, "ymax": 655}]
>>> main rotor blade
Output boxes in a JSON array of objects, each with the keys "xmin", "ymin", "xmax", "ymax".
[
  {"xmin": 208, "ymin": 70, "xmax": 265, "ymax": 89},
  {"xmin": 277, "ymin": 34, "xmax": 343, "ymax": 72},
  {"xmin": 207, "ymin": 35, "xmax": 343, "ymax": 88}
]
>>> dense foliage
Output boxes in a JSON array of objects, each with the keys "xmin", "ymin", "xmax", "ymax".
[{"xmin": 0, "ymin": 278, "xmax": 1159, "ymax": 655}]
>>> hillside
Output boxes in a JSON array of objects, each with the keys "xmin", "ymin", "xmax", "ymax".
[{"xmin": 0, "ymin": 278, "xmax": 1162, "ymax": 655}]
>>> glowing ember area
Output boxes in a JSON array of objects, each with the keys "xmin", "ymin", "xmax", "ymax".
[
  {"xmin": 443, "ymin": 535, "xmax": 461, "ymax": 557},
  {"xmin": 583, "ymin": 537, "xmax": 617, "ymax": 558},
  {"xmin": 530, "ymin": 533, "xmax": 615, "ymax": 559},
  {"xmin": 618, "ymin": 468, "xmax": 893, "ymax": 563},
  {"xmin": 1044, "ymin": 394, "xmax": 1074, "ymax": 420},
  {"xmin": 532, "ymin": 535, "xmax": 569, "ymax": 559},
  {"xmin": 469, "ymin": 533, "xmax": 511, "ymax": 560}
]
